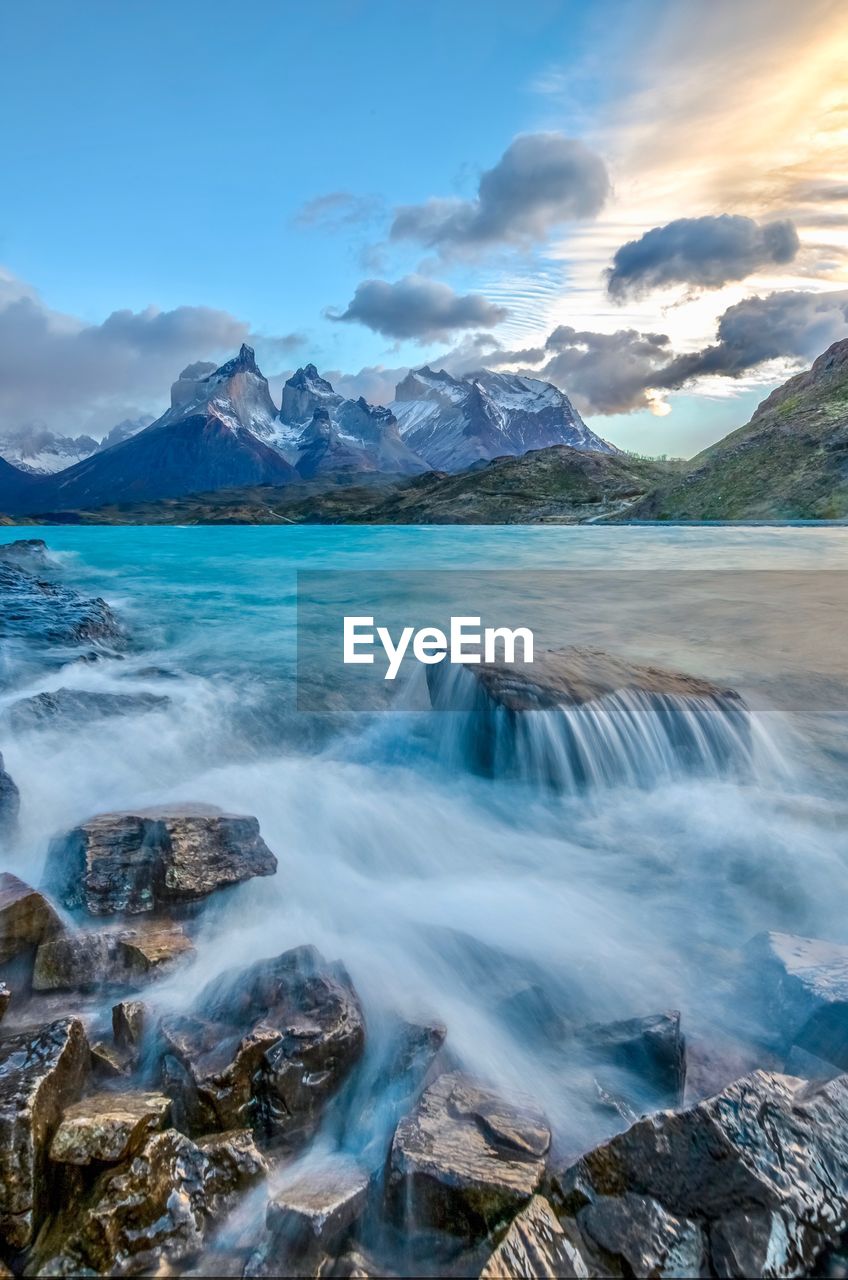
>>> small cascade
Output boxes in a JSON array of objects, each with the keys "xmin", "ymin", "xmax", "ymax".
[{"xmin": 428, "ymin": 662, "xmax": 771, "ymax": 791}]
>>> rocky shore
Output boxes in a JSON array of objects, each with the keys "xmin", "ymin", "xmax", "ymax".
[{"xmin": 1, "ymin": 540, "xmax": 848, "ymax": 1278}]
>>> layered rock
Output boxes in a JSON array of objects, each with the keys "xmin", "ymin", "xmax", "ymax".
[
  {"xmin": 0, "ymin": 1017, "xmax": 89, "ymax": 1250},
  {"xmin": 49, "ymin": 1090, "xmax": 171, "ymax": 1165},
  {"xmin": 32, "ymin": 919, "xmax": 194, "ymax": 991},
  {"xmin": 43, "ymin": 806, "xmax": 277, "ymax": 917},
  {"xmin": 160, "ymin": 945, "xmax": 365, "ymax": 1143},
  {"xmin": 746, "ymin": 931, "xmax": 848, "ymax": 1070},
  {"xmin": 387, "ymin": 1072, "xmax": 550, "ymax": 1242},
  {"xmin": 555, "ymin": 1070, "xmax": 848, "ymax": 1276},
  {"xmin": 0, "ymin": 874, "xmax": 62, "ymax": 965},
  {"xmin": 480, "ymin": 1195, "xmax": 600, "ymax": 1279},
  {"xmin": 0, "ymin": 560, "xmax": 123, "ymax": 651}
]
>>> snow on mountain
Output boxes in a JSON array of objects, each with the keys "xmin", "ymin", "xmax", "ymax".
[
  {"xmin": 391, "ymin": 365, "xmax": 617, "ymax": 471},
  {"xmin": 0, "ymin": 426, "xmax": 99, "ymax": 474}
]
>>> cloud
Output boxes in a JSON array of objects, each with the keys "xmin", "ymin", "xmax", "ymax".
[
  {"xmin": 389, "ymin": 133, "xmax": 609, "ymax": 258},
  {"xmin": 536, "ymin": 326, "xmax": 674, "ymax": 415},
  {"xmin": 606, "ymin": 215, "xmax": 800, "ymax": 300},
  {"xmin": 0, "ymin": 270, "xmax": 303, "ymax": 438},
  {"xmin": 652, "ymin": 288, "xmax": 848, "ymax": 388},
  {"xmin": 293, "ymin": 191, "xmax": 385, "ymax": 231},
  {"xmin": 328, "ymin": 275, "xmax": 508, "ymax": 341}
]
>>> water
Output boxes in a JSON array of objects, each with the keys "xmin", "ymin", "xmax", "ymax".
[{"xmin": 2, "ymin": 525, "xmax": 848, "ymax": 1183}]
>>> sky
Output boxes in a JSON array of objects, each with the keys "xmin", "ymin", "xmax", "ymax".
[{"xmin": 1, "ymin": 0, "xmax": 847, "ymax": 456}]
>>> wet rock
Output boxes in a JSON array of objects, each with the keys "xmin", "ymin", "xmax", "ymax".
[
  {"xmin": 196, "ymin": 1127, "xmax": 269, "ymax": 1205},
  {"xmin": 112, "ymin": 998, "xmax": 148, "ymax": 1055},
  {"xmin": 160, "ymin": 945, "xmax": 365, "ymax": 1143},
  {"xmin": 0, "ymin": 539, "xmax": 50, "ymax": 572},
  {"xmin": 579, "ymin": 1193, "xmax": 705, "ymax": 1277},
  {"xmin": 746, "ymin": 931, "xmax": 848, "ymax": 1069},
  {"xmin": 0, "ymin": 1017, "xmax": 89, "ymax": 1249},
  {"xmin": 0, "ymin": 755, "xmax": 20, "ymax": 845},
  {"xmin": 480, "ymin": 1196, "xmax": 600, "ymax": 1279},
  {"xmin": 30, "ymin": 1126, "xmax": 265, "ymax": 1276},
  {"xmin": 50, "ymin": 1090, "xmax": 171, "ymax": 1164},
  {"xmin": 90, "ymin": 1040, "xmax": 133, "ymax": 1079},
  {"xmin": 0, "ymin": 560, "xmax": 124, "ymax": 650},
  {"xmin": 0, "ymin": 983, "xmax": 9, "ymax": 1023},
  {"xmin": 556, "ymin": 1070, "xmax": 848, "ymax": 1277},
  {"xmin": 32, "ymin": 919, "xmax": 193, "ymax": 991},
  {"xmin": 43, "ymin": 805, "xmax": 277, "ymax": 917},
  {"xmin": 576, "ymin": 1011, "xmax": 686, "ymax": 1106},
  {"xmin": 0, "ymin": 873, "xmax": 62, "ymax": 965},
  {"xmin": 2, "ymin": 687, "xmax": 169, "ymax": 733},
  {"xmin": 249, "ymin": 1158, "xmax": 370, "ymax": 1276},
  {"xmin": 388, "ymin": 1071, "xmax": 550, "ymax": 1242}
]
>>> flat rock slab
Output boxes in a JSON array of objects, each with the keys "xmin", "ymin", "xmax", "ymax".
[
  {"xmin": 0, "ymin": 1016, "xmax": 89, "ymax": 1250},
  {"xmin": 268, "ymin": 1158, "xmax": 370, "ymax": 1247},
  {"xmin": 50, "ymin": 1090, "xmax": 171, "ymax": 1164},
  {"xmin": 43, "ymin": 806, "xmax": 277, "ymax": 916},
  {"xmin": 558, "ymin": 1069, "xmax": 848, "ymax": 1276},
  {"xmin": 33, "ymin": 919, "xmax": 194, "ymax": 991},
  {"xmin": 388, "ymin": 1071, "xmax": 550, "ymax": 1241},
  {"xmin": 160, "ymin": 944, "xmax": 365, "ymax": 1144},
  {"xmin": 0, "ymin": 873, "xmax": 63, "ymax": 964},
  {"xmin": 746, "ymin": 930, "xmax": 848, "ymax": 1069}
]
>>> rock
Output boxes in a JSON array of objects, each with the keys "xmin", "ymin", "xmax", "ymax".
[
  {"xmin": 480, "ymin": 1196, "xmax": 600, "ymax": 1279},
  {"xmin": 49, "ymin": 1090, "xmax": 171, "ymax": 1164},
  {"xmin": 746, "ymin": 931, "xmax": 848, "ymax": 1069},
  {"xmin": 43, "ymin": 805, "xmax": 277, "ymax": 917},
  {"xmin": 0, "ymin": 983, "xmax": 8, "ymax": 1023},
  {"xmin": 90, "ymin": 1041, "xmax": 133, "ymax": 1079},
  {"xmin": 160, "ymin": 945, "xmax": 365, "ymax": 1144},
  {"xmin": 249, "ymin": 1158, "xmax": 369, "ymax": 1276},
  {"xmin": 195, "ymin": 1127, "xmax": 269, "ymax": 1204},
  {"xmin": 32, "ymin": 919, "xmax": 193, "ymax": 991},
  {"xmin": 578, "ymin": 1193, "xmax": 705, "ymax": 1277},
  {"xmin": 0, "ymin": 539, "xmax": 50, "ymax": 572},
  {"xmin": 112, "ymin": 998, "xmax": 148, "ymax": 1054},
  {"xmin": 0, "ymin": 873, "xmax": 62, "ymax": 965},
  {"xmin": 427, "ymin": 647, "xmax": 750, "ymax": 786},
  {"xmin": 0, "ymin": 755, "xmax": 20, "ymax": 845},
  {"xmin": 31, "ymin": 1126, "xmax": 265, "ymax": 1276},
  {"xmin": 555, "ymin": 1070, "xmax": 848, "ymax": 1277},
  {"xmin": 576, "ymin": 1011, "xmax": 686, "ymax": 1106},
  {"xmin": 2, "ymin": 688, "xmax": 169, "ymax": 733},
  {"xmin": 0, "ymin": 560, "xmax": 124, "ymax": 651},
  {"xmin": 388, "ymin": 1072, "xmax": 550, "ymax": 1242},
  {"xmin": 0, "ymin": 1017, "xmax": 89, "ymax": 1249}
]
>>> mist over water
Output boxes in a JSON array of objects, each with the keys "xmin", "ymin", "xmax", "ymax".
[{"xmin": 2, "ymin": 525, "xmax": 848, "ymax": 1184}]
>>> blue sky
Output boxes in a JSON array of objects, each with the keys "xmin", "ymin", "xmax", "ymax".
[{"xmin": 1, "ymin": 0, "xmax": 846, "ymax": 455}]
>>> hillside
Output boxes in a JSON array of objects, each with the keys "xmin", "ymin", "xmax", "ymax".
[{"xmin": 628, "ymin": 339, "xmax": 848, "ymax": 520}]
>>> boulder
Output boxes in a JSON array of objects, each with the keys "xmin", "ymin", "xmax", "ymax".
[
  {"xmin": 90, "ymin": 1041, "xmax": 133, "ymax": 1080},
  {"xmin": 555, "ymin": 1070, "xmax": 848, "ymax": 1277},
  {"xmin": 0, "ymin": 560, "xmax": 124, "ymax": 650},
  {"xmin": 160, "ymin": 945, "xmax": 365, "ymax": 1144},
  {"xmin": 112, "ymin": 998, "xmax": 148, "ymax": 1055},
  {"xmin": 2, "ymin": 688, "xmax": 169, "ymax": 733},
  {"xmin": 746, "ymin": 931, "xmax": 848, "ymax": 1069},
  {"xmin": 0, "ymin": 873, "xmax": 62, "ymax": 965},
  {"xmin": 0, "ymin": 983, "xmax": 8, "ymax": 1023},
  {"xmin": 49, "ymin": 1090, "xmax": 171, "ymax": 1164},
  {"xmin": 30, "ymin": 1126, "xmax": 266, "ymax": 1276},
  {"xmin": 32, "ymin": 919, "xmax": 193, "ymax": 991},
  {"xmin": 0, "ymin": 539, "xmax": 50, "ymax": 572},
  {"xmin": 0, "ymin": 756, "xmax": 20, "ymax": 845},
  {"xmin": 248, "ymin": 1158, "xmax": 370, "ymax": 1275},
  {"xmin": 0, "ymin": 1017, "xmax": 89, "ymax": 1249},
  {"xmin": 480, "ymin": 1196, "xmax": 600, "ymax": 1279},
  {"xmin": 388, "ymin": 1072, "xmax": 550, "ymax": 1242},
  {"xmin": 43, "ymin": 806, "xmax": 277, "ymax": 917},
  {"xmin": 576, "ymin": 1011, "xmax": 686, "ymax": 1106}
]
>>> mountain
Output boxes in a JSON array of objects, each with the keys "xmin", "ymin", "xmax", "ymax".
[
  {"xmin": 0, "ymin": 346, "xmax": 297, "ymax": 514},
  {"xmin": 627, "ymin": 339, "xmax": 848, "ymax": 520},
  {"xmin": 96, "ymin": 416, "xmax": 152, "ymax": 452},
  {"xmin": 0, "ymin": 455, "xmax": 43, "ymax": 511},
  {"xmin": 0, "ymin": 426, "xmax": 99, "ymax": 474},
  {"xmin": 390, "ymin": 367, "xmax": 616, "ymax": 471}
]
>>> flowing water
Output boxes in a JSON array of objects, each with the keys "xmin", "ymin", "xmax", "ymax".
[{"xmin": 2, "ymin": 525, "xmax": 848, "ymax": 1247}]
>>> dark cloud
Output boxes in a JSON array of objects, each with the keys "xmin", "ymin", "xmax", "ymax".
[
  {"xmin": 390, "ymin": 133, "xmax": 609, "ymax": 258},
  {"xmin": 0, "ymin": 272, "xmax": 303, "ymax": 438},
  {"xmin": 293, "ymin": 191, "xmax": 385, "ymax": 231},
  {"xmin": 537, "ymin": 327, "xmax": 673, "ymax": 414},
  {"xmin": 328, "ymin": 275, "xmax": 508, "ymax": 341},
  {"xmin": 652, "ymin": 288, "xmax": 848, "ymax": 389},
  {"xmin": 606, "ymin": 214, "xmax": 800, "ymax": 299}
]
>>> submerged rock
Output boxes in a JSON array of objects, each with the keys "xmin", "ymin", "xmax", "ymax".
[
  {"xmin": 31, "ymin": 1126, "xmax": 266, "ymax": 1276},
  {"xmin": 2, "ymin": 687, "xmax": 169, "ymax": 733},
  {"xmin": 0, "ymin": 1017, "xmax": 89, "ymax": 1250},
  {"xmin": 43, "ymin": 805, "xmax": 277, "ymax": 917},
  {"xmin": 33, "ymin": 918, "xmax": 194, "ymax": 991},
  {"xmin": 576, "ymin": 1011, "xmax": 687, "ymax": 1106},
  {"xmin": 746, "ymin": 931, "xmax": 848, "ymax": 1070},
  {"xmin": 0, "ymin": 873, "xmax": 62, "ymax": 965},
  {"xmin": 49, "ymin": 1090, "xmax": 171, "ymax": 1164},
  {"xmin": 555, "ymin": 1069, "xmax": 848, "ymax": 1277},
  {"xmin": 160, "ymin": 945, "xmax": 365, "ymax": 1143},
  {"xmin": 428, "ymin": 646, "xmax": 750, "ymax": 788},
  {"xmin": 388, "ymin": 1071, "xmax": 550, "ymax": 1242},
  {"xmin": 0, "ymin": 756, "xmax": 20, "ymax": 845}
]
